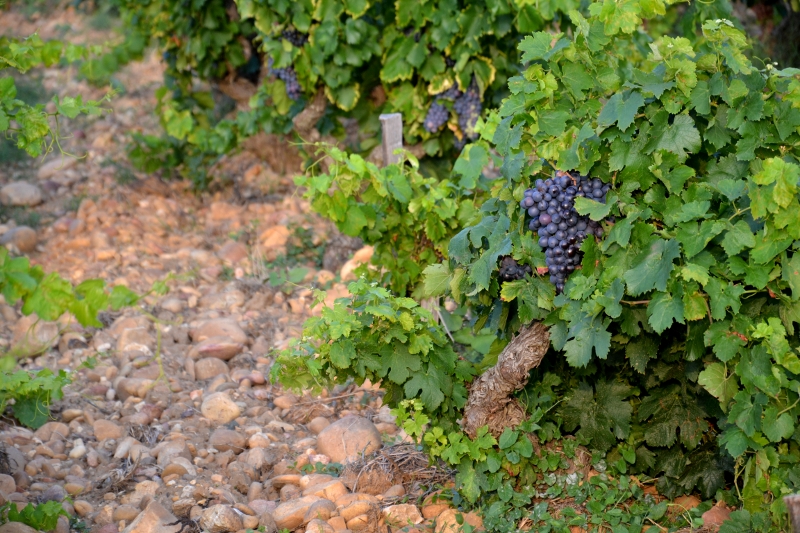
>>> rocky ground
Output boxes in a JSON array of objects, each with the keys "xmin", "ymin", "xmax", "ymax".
[{"xmin": 0, "ymin": 5, "xmax": 474, "ymax": 533}]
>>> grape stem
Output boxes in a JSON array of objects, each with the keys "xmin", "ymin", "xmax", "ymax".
[{"xmin": 620, "ymin": 299, "xmax": 650, "ymax": 305}]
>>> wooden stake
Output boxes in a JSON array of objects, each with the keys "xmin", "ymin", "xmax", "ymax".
[
  {"xmin": 786, "ymin": 494, "xmax": 800, "ymax": 533},
  {"xmin": 379, "ymin": 113, "xmax": 403, "ymax": 167}
]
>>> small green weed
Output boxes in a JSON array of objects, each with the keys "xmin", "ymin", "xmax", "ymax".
[
  {"xmin": 0, "ymin": 500, "xmax": 68, "ymax": 531},
  {"xmin": 0, "ymin": 206, "xmax": 41, "ymax": 228},
  {"xmin": 300, "ymin": 461, "xmax": 343, "ymax": 476}
]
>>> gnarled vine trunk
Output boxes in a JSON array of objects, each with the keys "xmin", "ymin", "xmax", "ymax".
[{"xmin": 462, "ymin": 323, "xmax": 550, "ymax": 439}]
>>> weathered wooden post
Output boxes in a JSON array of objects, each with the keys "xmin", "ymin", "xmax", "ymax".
[
  {"xmin": 787, "ymin": 494, "xmax": 800, "ymax": 533},
  {"xmin": 378, "ymin": 113, "xmax": 403, "ymax": 167}
]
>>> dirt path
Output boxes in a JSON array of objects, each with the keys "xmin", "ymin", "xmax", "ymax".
[{"xmin": 0, "ymin": 5, "xmax": 465, "ymax": 533}]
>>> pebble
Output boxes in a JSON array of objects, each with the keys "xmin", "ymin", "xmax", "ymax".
[
  {"xmin": 121, "ymin": 501, "xmax": 182, "ymax": 533},
  {"xmin": 316, "ymin": 416, "xmax": 383, "ymax": 463},
  {"xmin": 94, "ymin": 420, "xmax": 125, "ymax": 441},
  {"xmin": 0, "ymin": 227, "xmax": 38, "ymax": 253},
  {"xmin": 435, "ymin": 509, "xmax": 483, "ymax": 533},
  {"xmin": 307, "ymin": 416, "xmax": 331, "ymax": 435},
  {"xmin": 188, "ymin": 335, "xmax": 243, "ymax": 360},
  {"xmin": 41, "ymin": 485, "xmax": 67, "ymax": 503},
  {"xmin": 383, "ymin": 504, "xmax": 424, "ymax": 526},
  {"xmin": 0, "ymin": 182, "xmax": 43, "ymax": 206},
  {"xmin": 73, "ymin": 500, "xmax": 94, "ymax": 517},
  {"xmin": 190, "ymin": 318, "xmax": 248, "ymax": 344},
  {"xmin": 273, "ymin": 495, "xmax": 325, "ymax": 530},
  {"xmin": 194, "ymin": 357, "xmax": 230, "ymax": 380},
  {"xmin": 208, "ymin": 428, "xmax": 246, "ymax": 453},
  {"xmin": 113, "ymin": 504, "xmax": 141, "ymax": 522},
  {"xmin": 200, "ymin": 392, "xmax": 242, "ymax": 423},
  {"xmin": 200, "ymin": 504, "xmax": 244, "ymax": 533},
  {"xmin": 0, "ymin": 474, "xmax": 15, "ymax": 494}
]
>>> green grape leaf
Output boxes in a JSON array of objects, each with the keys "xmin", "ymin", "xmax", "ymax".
[
  {"xmin": 647, "ymin": 113, "xmax": 701, "ymax": 158},
  {"xmin": 623, "ymin": 239, "xmax": 680, "ymax": 296},
  {"xmin": 562, "ymin": 380, "xmax": 633, "ymax": 452},
  {"xmin": 721, "ymin": 220, "xmax": 756, "ymax": 256},
  {"xmin": 563, "ymin": 314, "xmax": 611, "ymax": 367},
  {"xmin": 404, "ymin": 369, "xmax": 446, "ymax": 411},
  {"xmin": 625, "ymin": 334, "xmax": 657, "ymax": 373},
  {"xmin": 453, "ymin": 144, "xmax": 488, "ymax": 190},
  {"xmin": 762, "ymin": 406, "xmax": 794, "ymax": 442},
  {"xmin": 597, "ymin": 90, "xmax": 644, "ymax": 131},
  {"xmin": 647, "ymin": 290, "xmax": 685, "ymax": 333},
  {"xmin": 638, "ymin": 384, "xmax": 708, "ymax": 449},
  {"xmin": 574, "ymin": 196, "xmax": 611, "ymax": 221},
  {"xmin": 698, "ymin": 362, "xmax": 738, "ymax": 408}
]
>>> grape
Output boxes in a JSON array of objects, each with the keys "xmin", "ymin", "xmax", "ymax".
[
  {"xmin": 281, "ymin": 28, "xmax": 308, "ymax": 47},
  {"xmin": 453, "ymin": 79, "xmax": 482, "ymax": 141},
  {"xmin": 424, "ymin": 85, "xmax": 466, "ymax": 135},
  {"xmin": 498, "ymin": 256, "xmax": 533, "ymax": 282},
  {"xmin": 268, "ymin": 57, "xmax": 302, "ymax": 101},
  {"xmin": 424, "ymin": 102, "xmax": 449, "ymax": 133},
  {"xmin": 518, "ymin": 169, "xmax": 611, "ymax": 293}
]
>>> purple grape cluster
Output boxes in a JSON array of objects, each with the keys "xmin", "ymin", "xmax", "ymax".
[
  {"xmin": 521, "ymin": 171, "xmax": 609, "ymax": 293},
  {"xmin": 423, "ymin": 86, "xmax": 459, "ymax": 133},
  {"xmin": 424, "ymin": 102, "xmax": 449, "ymax": 133},
  {"xmin": 267, "ymin": 57, "xmax": 302, "ymax": 101},
  {"xmin": 454, "ymin": 80, "xmax": 481, "ymax": 141},
  {"xmin": 281, "ymin": 28, "xmax": 308, "ymax": 47},
  {"xmin": 423, "ymin": 82, "xmax": 482, "ymax": 141},
  {"xmin": 499, "ymin": 256, "xmax": 532, "ymax": 282}
]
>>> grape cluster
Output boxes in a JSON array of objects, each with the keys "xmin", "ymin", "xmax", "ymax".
[
  {"xmin": 267, "ymin": 57, "xmax": 302, "ymax": 101},
  {"xmin": 498, "ymin": 256, "xmax": 532, "ymax": 282},
  {"xmin": 422, "ymin": 83, "xmax": 482, "ymax": 140},
  {"xmin": 520, "ymin": 171, "xmax": 609, "ymax": 293},
  {"xmin": 281, "ymin": 28, "xmax": 308, "ymax": 47},
  {"xmin": 424, "ymin": 102, "xmax": 449, "ymax": 133},
  {"xmin": 454, "ymin": 80, "xmax": 481, "ymax": 141},
  {"xmin": 423, "ymin": 86, "xmax": 461, "ymax": 133}
]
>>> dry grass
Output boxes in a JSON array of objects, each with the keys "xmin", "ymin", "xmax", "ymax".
[{"xmin": 340, "ymin": 444, "xmax": 455, "ymax": 500}]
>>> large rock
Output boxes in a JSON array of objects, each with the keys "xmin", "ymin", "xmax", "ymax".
[
  {"xmin": 200, "ymin": 505, "xmax": 244, "ymax": 533},
  {"xmin": 273, "ymin": 495, "xmax": 324, "ymax": 530},
  {"xmin": 0, "ymin": 227, "xmax": 37, "ymax": 253},
  {"xmin": 201, "ymin": 392, "xmax": 241, "ymax": 423},
  {"xmin": 316, "ymin": 416, "xmax": 382, "ymax": 463},
  {"xmin": 0, "ymin": 182, "xmax": 43, "ymax": 206},
  {"xmin": 121, "ymin": 501, "xmax": 181, "ymax": 533}
]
